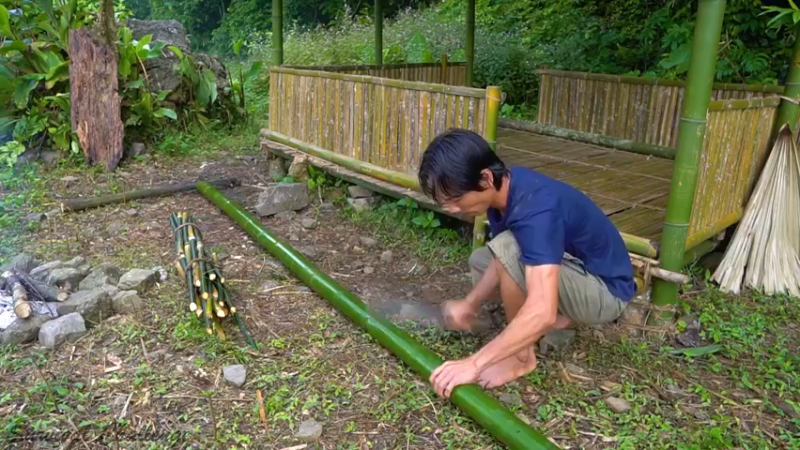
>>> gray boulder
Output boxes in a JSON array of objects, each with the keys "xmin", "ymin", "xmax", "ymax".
[
  {"xmin": 1, "ymin": 253, "xmax": 38, "ymax": 273},
  {"xmin": 112, "ymin": 290, "xmax": 143, "ymax": 314},
  {"xmin": 46, "ymin": 268, "xmax": 85, "ymax": 288},
  {"xmin": 1, "ymin": 315, "xmax": 53, "ymax": 345},
  {"xmin": 56, "ymin": 288, "xmax": 113, "ymax": 326},
  {"xmin": 38, "ymin": 313, "xmax": 87, "ymax": 349},
  {"xmin": 117, "ymin": 269, "xmax": 156, "ymax": 293},
  {"xmin": 62, "ymin": 256, "xmax": 87, "ymax": 269},
  {"xmin": 30, "ymin": 261, "xmax": 62, "ymax": 281},
  {"xmin": 255, "ymin": 183, "xmax": 309, "ymax": 217},
  {"xmin": 80, "ymin": 264, "xmax": 122, "ymax": 291}
]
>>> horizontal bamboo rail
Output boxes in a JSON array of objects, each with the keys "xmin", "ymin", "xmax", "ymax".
[
  {"xmin": 269, "ymin": 67, "xmax": 489, "ymax": 177},
  {"xmin": 537, "ymin": 69, "xmax": 782, "ymax": 148},
  {"xmin": 685, "ymin": 98, "xmax": 778, "ymax": 246},
  {"xmin": 286, "ymin": 61, "xmax": 467, "ymax": 86}
]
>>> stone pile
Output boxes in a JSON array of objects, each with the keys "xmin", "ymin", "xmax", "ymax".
[{"xmin": 0, "ymin": 253, "xmax": 159, "ymax": 349}]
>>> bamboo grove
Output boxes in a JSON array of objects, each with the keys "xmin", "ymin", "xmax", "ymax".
[{"xmin": 169, "ymin": 211, "xmax": 256, "ymax": 349}]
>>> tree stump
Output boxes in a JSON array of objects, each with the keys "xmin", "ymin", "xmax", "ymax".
[{"xmin": 69, "ymin": 28, "xmax": 124, "ymax": 171}]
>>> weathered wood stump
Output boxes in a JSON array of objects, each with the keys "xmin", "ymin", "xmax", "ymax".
[{"xmin": 69, "ymin": 28, "xmax": 124, "ymax": 171}]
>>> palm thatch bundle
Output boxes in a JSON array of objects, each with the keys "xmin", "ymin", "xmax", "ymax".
[{"xmin": 712, "ymin": 124, "xmax": 800, "ymax": 297}]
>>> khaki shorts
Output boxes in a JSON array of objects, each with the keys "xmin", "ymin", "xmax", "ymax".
[{"xmin": 470, "ymin": 230, "xmax": 625, "ymax": 325}]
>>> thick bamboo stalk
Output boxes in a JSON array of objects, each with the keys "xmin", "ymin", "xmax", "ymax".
[
  {"xmin": 262, "ymin": 130, "xmax": 420, "ymax": 189},
  {"xmin": 465, "ymin": 0, "xmax": 475, "ymax": 87},
  {"xmin": 499, "ymin": 119, "xmax": 676, "ymax": 160},
  {"xmin": 272, "ymin": 0, "xmax": 283, "ymax": 65},
  {"xmin": 536, "ymin": 69, "xmax": 784, "ymax": 93},
  {"xmin": 196, "ymin": 182, "xmax": 560, "ymax": 450},
  {"xmin": 473, "ymin": 86, "xmax": 503, "ymax": 249},
  {"xmin": 774, "ymin": 26, "xmax": 800, "ymax": 134},
  {"xmin": 59, "ymin": 178, "xmax": 240, "ymax": 212},
  {"xmin": 651, "ymin": 0, "xmax": 726, "ymax": 315},
  {"xmin": 374, "ymin": 0, "xmax": 382, "ymax": 65},
  {"xmin": 682, "ymin": 239, "xmax": 719, "ymax": 266},
  {"xmin": 270, "ymin": 67, "xmax": 486, "ymax": 97},
  {"xmin": 441, "ymin": 53, "xmax": 448, "ymax": 84}
]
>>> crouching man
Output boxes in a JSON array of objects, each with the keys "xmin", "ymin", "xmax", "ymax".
[{"xmin": 417, "ymin": 129, "xmax": 636, "ymax": 398}]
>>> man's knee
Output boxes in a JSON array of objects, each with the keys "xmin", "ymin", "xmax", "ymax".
[{"xmin": 469, "ymin": 246, "xmax": 493, "ymax": 284}]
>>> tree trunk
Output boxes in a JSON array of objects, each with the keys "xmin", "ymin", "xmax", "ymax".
[{"xmin": 69, "ymin": 28, "xmax": 124, "ymax": 171}]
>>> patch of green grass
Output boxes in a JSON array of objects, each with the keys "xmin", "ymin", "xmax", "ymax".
[{"xmin": 340, "ymin": 195, "xmax": 472, "ymax": 269}]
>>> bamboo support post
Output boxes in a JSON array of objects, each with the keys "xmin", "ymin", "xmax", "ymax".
[
  {"xmin": 272, "ymin": 0, "xmax": 283, "ymax": 65},
  {"xmin": 651, "ymin": 0, "xmax": 726, "ymax": 320},
  {"xmin": 374, "ymin": 0, "xmax": 382, "ymax": 65},
  {"xmin": 196, "ymin": 182, "xmax": 560, "ymax": 450},
  {"xmin": 774, "ymin": 26, "xmax": 800, "ymax": 135},
  {"xmin": 440, "ymin": 53, "xmax": 448, "ymax": 84},
  {"xmin": 465, "ymin": 0, "xmax": 475, "ymax": 87}
]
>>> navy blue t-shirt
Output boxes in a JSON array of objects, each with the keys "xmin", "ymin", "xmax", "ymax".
[{"xmin": 488, "ymin": 166, "xmax": 635, "ymax": 302}]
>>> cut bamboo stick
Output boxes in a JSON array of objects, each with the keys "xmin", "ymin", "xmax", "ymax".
[{"xmin": 12, "ymin": 278, "xmax": 31, "ymax": 319}]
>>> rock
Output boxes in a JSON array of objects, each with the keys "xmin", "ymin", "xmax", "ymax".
[
  {"xmin": 676, "ymin": 328, "xmax": 702, "ymax": 348},
  {"xmin": 620, "ymin": 303, "xmax": 646, "ymax": 326},
  {"xmin": 359, "ymin": 236, "xmax": 378, "ymax": 247},
  {"xmin": 319, "ymin": 202, "xmax": 335, "ymax": 210},
  {"xmin": 347, "ymin": 197, "xmax": 378, "ymax": 212},
  {"xmin": 295, "ymin": 419, "xmax": 323, "ymax": 442},
  {"xmin": 38, "ymin": 313, "xmax": 87, "ymax": 349},
  {"xmin": 677, "ymin": 314, "xmax": 700, "ymax": 331},
  {"xmin": 40, "ymin": 150, "xmax": 62, "ymax": 167},
  {"xmin": 564, "ymin": 363, "xmax": 585, "ymax": 375},
  {"xmin": 126, "ymin": 142, "xmax": 147, "ymax": 159},
  {"xmin": 363, "ymin": 266, "xmax": 375, "ymax": 275},
  {"xmin": 605, "ymin": 397, "xmax": 631, "ymax": 413},
  {"xmin": 538, "ymin": 329, "xmax": 576, "ymax": 356},
  {"xmin": 287, "ymin": 155, "xmax": 309, "ymax": 182},
  {"xmin": 100, "ymin": 284, "xmax": 120, "ymax": 298},
  {"xmin": 46, "ymin": 268, "xmax": 85, "ymax": 289},
  {"xmin": 80, "ymin": 264, "xmax": 122, "ymax": 290},
  {"xmin": 268, "ymin": 158, "xmax": 287, "ymax": 180},
  {"xmin": 112, "ymin": 291, "xmax": 144, "ymax": 314},
  {"xmin": 380, "ymin": 250, "xmax": 393, "ymax": 263},
  {"xmin": 348, "ymin": 185, "xmax": 374, "ymax": 198},
  {"xmin": 56, "ymin": 288, "xmax": 113, "ymax": 326},
  {"xmin": 107, "ymin": 222, "xmax": 125, "ymax": 235},
  {"xmin": 127, "ymin": 18, "xmax": 191, "ymax": 52},
  {"xmin": 30, "ymin": 261, "xmax": 62, "ymax": 280},
  {"xmin": 301, "ymin": 218, "xmax": 317, "ymax": 229},
  {"xmin": 274, "ymin": 210, "xmax": 297, "ymax": 220},
  {"xmin": 223, "ymin": 364, "xmax": 247, "ymax": 387},
  {"xmin": 15, "ymin": 146, "xmax": 40, "ymax": 165},
  {"xmin": 1, "ymin": 253, "xmax": 38, "ymax": 272},
  {"xmin": 498, "ymin": 392, "xmax": 522, "ymax": 406},
  {"xmin": 125, "ymin": 209, "xmax": 138, "ymax": 217},
  {"xmin": 0, "ymin": 315, "xmax": 53, "ymax": 345},
  {"xmin": 299, "ymin": 246, "xmax": 318, "ymax": 259},
  {"xmin": 289, "ymin": 234, "xmax": 300, "ymax": 241},
  {"xmin": 117, "ymin": 269, "xmax": 157, "ymax": 293},
  {"xmin": 255, "ymin": 183, "xmax": 309, "ymax": 217},
  {"xmin": 22, "ymin": 212, "xmax": 46, "ymax": 225},
  {"xmin": 45, "ymin": 208, "xmax": 62, "ymax": 219},
  {"xmin": 63, "ymin": 256, "xmax": 86, "ymax": 269}
]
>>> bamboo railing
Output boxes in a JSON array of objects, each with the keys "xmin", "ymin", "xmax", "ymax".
[
  {"xmin": 269, "ymin": 67, "xmax": 488, "ymax": 176},
  {"xmin": 285, "ymin": 60, "xmax": 467, "ymax": 86},
  {"xmin": 684, "ymin": 97, "xmax": 779, "ymax": 249},
  {"xmin": 537, "ymin": 69, "xmax": 783, "ymax": 148}
]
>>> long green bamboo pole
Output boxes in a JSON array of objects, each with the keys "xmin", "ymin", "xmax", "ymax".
[
  {"xmin": 375, "ymin": 0, "xmax": 383, "ymax": 65},
  {"xmin": 774, "ymin": 26, "xmax": 800, "ymax": 134},
  {"xmin": 272, "ymin": 0, "xmax": 282, "ymax": 65},
  {"xmin": 651, "ymin": 0, "xmax": 726, "ymax": 318},
  {"xmin": 196, "ymin": 182, "xmax": 560, "ymax": 450},
  {"xmin": 465, "ymin": 0, "xmax": 475, "ymax": 87}
]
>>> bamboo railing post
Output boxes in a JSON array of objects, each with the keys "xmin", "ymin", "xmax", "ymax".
[
  {"xmin": 774, "ymin": 26, "xmax": 800, "ymax": 135},
  {"xmin": 441, "ymin": 53, "xmax": 448, "ymax": 84},
  {"xmin": 465, "ymin": 0, "xmax": 475, "ymax": 87},
  {"xmin": 272, "ymin": 0, "xmax": 283, "ymax": 65},
  {"xmin": 650, "ymin": 0, "xmax": 726, "ymax": 319},
  {"xmin": 375, "ymin": 0, "xmax": 383, "ymax": 65},
  {"xmin": 473, "ymin": 86, "xmax": 502, "ymax": 249}
]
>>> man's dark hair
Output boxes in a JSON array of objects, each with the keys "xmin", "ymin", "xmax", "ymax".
[{"xmin": 418, "ymin": 128, "xmax": 507, "ymax": 203}]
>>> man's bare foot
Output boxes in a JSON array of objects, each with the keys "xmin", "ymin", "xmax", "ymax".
[{"xmin": 477, "ymin": 347, "xmax": 538, "ymax": 389}]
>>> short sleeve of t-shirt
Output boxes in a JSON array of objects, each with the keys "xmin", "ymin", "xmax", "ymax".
[{"xmin": 509, "ymin": 208, "xmax": 565, "ymax": 267}]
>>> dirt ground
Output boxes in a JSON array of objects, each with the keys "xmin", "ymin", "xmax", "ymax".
[{"xmin": 1, "ymin": 148, "xmax": 798, "ymax": 450}]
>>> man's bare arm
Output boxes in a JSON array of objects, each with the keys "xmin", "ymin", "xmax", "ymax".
[
  {"xmin": 469, "ymin": 264, "xmax": 560, "ymax": 371},
  {"xmin": 465, "ymin": 259, "xmax": 500, "ymax": 307}
]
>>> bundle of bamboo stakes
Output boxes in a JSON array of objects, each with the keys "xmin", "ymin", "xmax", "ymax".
[
  {"xmin": 712, "ymin": 125, "xmax": 800, "ymax": 297},
  {"xmin": 169, "ymin": 212, "xmax": 257, "ymax": 349}
]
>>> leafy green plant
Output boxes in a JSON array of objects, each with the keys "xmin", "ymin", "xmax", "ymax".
[{"xmin": 229, "ymin": 39, "xmax": 264, "ymax": 121}]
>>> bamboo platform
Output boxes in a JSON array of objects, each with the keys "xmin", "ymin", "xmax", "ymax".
[{"xmin": 496, "ymin": 127, "xmax": 673, "ymax": 241}]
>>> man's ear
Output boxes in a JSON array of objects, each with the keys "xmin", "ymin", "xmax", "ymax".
[{"xmin": 479, "ymin": 169, "xmax": 494, "ymax": 189}]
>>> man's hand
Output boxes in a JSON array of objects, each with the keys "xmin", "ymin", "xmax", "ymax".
[
  {"xmin": 429, "ymin": 357, "xmax": 480, "ymax": 398},
  {"xmin": 441, "ymin": 299, "xmax": 479, "ymax": 331}
]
